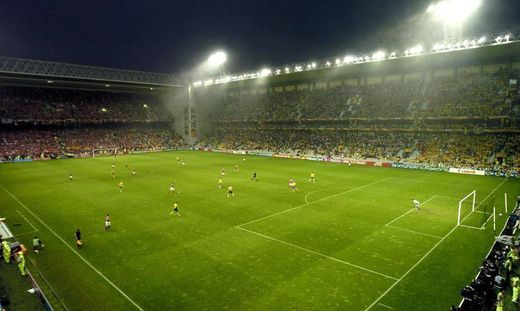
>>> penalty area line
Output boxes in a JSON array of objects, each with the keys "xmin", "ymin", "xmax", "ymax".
[
  {"xmin": 378, "ymin": 303, "xmax": 394, "ymax": 310},
  {"xmin": 0, "ymin": 184, "xmax": 144, "ymax": 311},
  {"xmin": 238, "ymin": 177, "xmax": 392, "ymax": 228},
  {"xmin": 364, "ymin": 178, "xmax": 508, "ymax": 311},
  {"xmin": 237, "ymin": 226, "xmax": 398, "ymax": 281},
  {"xmin": 384, "ymin": 195, "xmax": 437, "ymax": 227}
]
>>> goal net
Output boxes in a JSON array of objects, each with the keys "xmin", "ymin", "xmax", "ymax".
[
  {"xmin": 457, "ymin": 190, "xmax": 476, "ymax": 226},
  {"xmin": 92, "ymin": 148, "xmax": 118, "ymax": 158}
]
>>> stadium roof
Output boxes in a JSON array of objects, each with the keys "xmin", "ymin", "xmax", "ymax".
[
  {"xmin": 0, "ymin": 56, "xmax": 184, "ymax": 92},
  {"xmin": 197, "ymin": 39, "xmax": 520, "ymax": 89}
]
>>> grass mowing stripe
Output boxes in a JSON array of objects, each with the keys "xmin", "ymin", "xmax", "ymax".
[
  {"xmin": 237, "ymin": 226, "xmax": 399, "ymax": 281},
  {"xmin": 384, "ymin": 195, "xmax": 436, "ymax": 227},
  {"xmin": 0, "ymin": 184, "xmax": 144, "ymax": 311},
  {"xmin": 364, "ymin": 178, "xmax": 508, "ymax": 311},
  {"xmin": 237, "ymin": 177, "xmax": 392, "ymax": 228}
]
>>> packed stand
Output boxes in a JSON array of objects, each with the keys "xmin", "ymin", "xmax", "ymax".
[
  {"xmin": 203, "ymin": 128, "xmax": 520, "ymax": 171},
  {"xmin": 206, "ymin": 68, "xmax": 520, "ymax": 122},
  {"xmin": 0, "ymin": 126, "xmax": 186, "ymax": 161},
  {"xmin": 0, "ymin": 86, "xmax": 173, "ymax": 124}
]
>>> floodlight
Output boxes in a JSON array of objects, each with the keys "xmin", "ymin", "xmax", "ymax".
[
  {"xmin": 143, "ymin": 104, "xmax": 148, "ymax": 108},
  {"xmin": 207, "ymin": 51, "xmax": 227, "ymax": 67},
  {"xmin": 275, "ymin": 69, "xmax": 281, "ymax": 75},
  {"xmin": 285, "ymin": 67, "xmax": 291, "ymax": 73},
  {"xmin": 343, "ymin": 55, "xmax": 355, "ymax": 64},
  {"xmin": 335, "ymin": 58, "xmax": 342, "ymax": 65},
  {"xmin": 478, "ymin": 36, "xmax": 486, "ymax": 44},
  {"xmin": 204, "ymin": 79, "xmax": 214, "ymax": 85},
  {"xmin": 311, "ymin": 62, "xmax": 316, "ymax": 68},
  {"xmin": 427, "ymin": 0, "xmax": 482, "ymax": 25},
  {"xmin": 193, "ymin": 81, "xmax": 202, "ymax": 87},
  {"xmin": 372, "ymin": 51, "xmax": 385, "ymax": 61},
  {"xmin": 325, "ymin": 61, "xmax": 331, "ymax": 67},
  {"xmin": 260, "ymin": 68, "xmax": 272, "ymax": 77}
]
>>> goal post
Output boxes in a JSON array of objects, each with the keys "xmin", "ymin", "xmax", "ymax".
[{"xmin": 457, "ymin": 190, "xmax": 477, "ymax": 226}]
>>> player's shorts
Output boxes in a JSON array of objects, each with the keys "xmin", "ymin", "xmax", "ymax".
[
  {"xmin": 228, "ymin": 191, "xmax": 233, "ymax": 194},
  {"xmin": 173, "ymin": 208, "xmax": 178, "ymax": 212},
  {"xmin": 105, "ymin": 221, "xmax": 111, "ymax": 227}
]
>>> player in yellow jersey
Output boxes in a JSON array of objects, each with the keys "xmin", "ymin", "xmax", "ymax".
[
  {"xmin": 118, "ymin": 180, "xmax": 124, "ymax": 192},
  {"xmin": 221, "ymin": 168, "xmax": 226, "ymax": 177},
  {"xmin": 288, "ymin": 179, "xmax": 299, "ymax": 192},
  {"xmin": 308, "ymin": 172, "xmax": 316, "ymax": 183},
  {"xmin": 218, "ymin": 178, "xmax": 223, "ymax": 189},
  {"xmin": 227, "ymin": 185, "xmax": 235, "ymax": 198}
]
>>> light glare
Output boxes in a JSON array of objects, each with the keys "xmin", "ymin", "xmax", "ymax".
[{"xmin": 207, "ymin": 51, "xmax": 227, "ymax": 67}]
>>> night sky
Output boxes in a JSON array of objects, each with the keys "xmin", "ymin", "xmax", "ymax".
[{"xmin": 1, "ymin": 0, "xmax": 519, "ymax": 76}]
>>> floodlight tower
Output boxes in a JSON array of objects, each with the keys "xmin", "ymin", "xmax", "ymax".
[{"xmin": 427, "ymin": 0, "xmax": 483, "ymax": 44}]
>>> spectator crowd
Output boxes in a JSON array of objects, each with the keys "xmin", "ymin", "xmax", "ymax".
[{"xmin": 198, "ymin": 67, "xmax": 520, "ymax": 173}]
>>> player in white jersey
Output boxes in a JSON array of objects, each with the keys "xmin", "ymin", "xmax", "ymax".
[{"xmin": 412, "ymin": 198, "xmax": 421, "ymax": 211}]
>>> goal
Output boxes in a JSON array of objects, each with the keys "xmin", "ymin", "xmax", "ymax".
[
  {"xmin": 457, "ymin": 190, "xmax": 476, "ymax": 225},
  {"xmin": 92, "ymin": 148, "xmax": 118, "ymax": 158}
]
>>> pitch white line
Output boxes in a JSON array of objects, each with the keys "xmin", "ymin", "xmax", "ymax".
[
  {"xmin": 237, "ymin": 226, "xmax": 398, "ymax": 281},
  {"xmin": 0, "ymin": 184, "xmax": 144, "ymax": 311},
  {"xmin": 480, "ymin": 214, "xmax": 494, "ymax": 230},
  {"xmin": 459, "ymin": 224, "xmax": 483, "ymax": 230},
  {"xmin": 15, "ymin": 230, "xmax": 39, "ymax": 237},
  {"xmin": 16, "ymin": 210, "xmax": 38, "ymax": 232},
  {"xmin": 473, "ymin": 210, "xmax": 492, "ymax": 215},
  {"xmin": 304, "ymin": 187, "xmax": 353, "ymax": 204},
  {"xmin": 237, "ymin": 178, "xmax": 392, "ymax": 228},
  {"xmin": 364, "ymin": 178, "xmax": 507, "ymax": 310},
  {"xmin": 384, "ymin": 195, "xmax": 436, "ymax": 227},
  {"xmin": 378, "ymin": 303, "xmax": 394, "ymax": 310},
  {"xmin": 27, "ymin": 258, "xmax": 71, "ymax": 311},
  {"xmin": 386, "ymin": 225, "xmax": 442, "ymax": 239}
]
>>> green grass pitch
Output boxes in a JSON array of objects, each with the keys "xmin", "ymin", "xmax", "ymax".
[{"xmin": 0, "ymin": 151, "xmax": 518, "ymax": 311}]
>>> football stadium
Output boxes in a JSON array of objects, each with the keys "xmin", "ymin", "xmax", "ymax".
[{"xmin": 1, "ymin": 1, "xmax": 520, "ymax": 311}]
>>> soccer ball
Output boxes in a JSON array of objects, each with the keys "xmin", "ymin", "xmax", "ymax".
[{"xmin": 499, "ymin": 213, "xmax": 503, "ymax": 216}]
